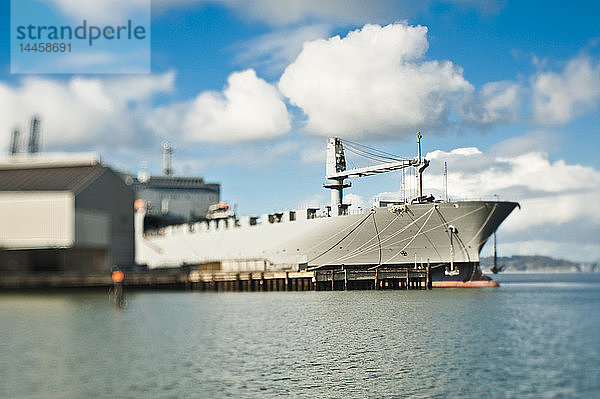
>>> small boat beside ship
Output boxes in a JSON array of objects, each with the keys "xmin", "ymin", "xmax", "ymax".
[{"xmin": 135, "ymin": 134, "xmax": 518, "ymax": 287}]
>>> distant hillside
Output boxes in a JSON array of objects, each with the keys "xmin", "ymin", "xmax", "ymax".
[{"xmin": 480, "ymin": 255, "xmax": 599, "ymax": 272}]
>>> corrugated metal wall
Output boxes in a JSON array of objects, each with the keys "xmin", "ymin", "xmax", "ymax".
[
  {"xmin": 0, "ymin": 192, "xmax": 74, "ymax": 248},
  {"xmin": 75, "ymin": 209, "xmax": 110, "ymax": 247},
  {"xmin": 75, "ymin": 168, "xmax": 134, "ymax": 268}
]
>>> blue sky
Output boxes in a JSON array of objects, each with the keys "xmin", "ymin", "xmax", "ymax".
[{"xmin": 1, "ymin": 0, "xmax": 599, "ymax": 261}]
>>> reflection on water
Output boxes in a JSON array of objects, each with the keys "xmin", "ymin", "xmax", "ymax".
[
  {"xmin": 1, "ymin": 273, "xmax": 599, "ymax": 398},
  {"xmin": 108, "ymin": 285, "xmax": 126, "ymax": 310}
]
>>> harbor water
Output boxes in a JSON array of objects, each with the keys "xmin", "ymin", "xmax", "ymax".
[{"xmin": 1, "ymin": 273, "xmax": 599, "ymax": 398}]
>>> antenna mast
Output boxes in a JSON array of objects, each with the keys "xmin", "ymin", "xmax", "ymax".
[
  {"xmin": 415, "ymin": 132, "xmax": 429, "ymax": 202},
  {"xmin": 162, "ymin": 142, "xmax": 173, "ymax": 176},
  {"xmin": 443, "ymin": 161, "xmax": 448, "ymax": 202},
  {"xmin": 401, "ymin": 167, "xmax": 405, "ymax": 203},
  {"xmin": 417, "ymin": 132, "xmax": 422, "ymax": 198}
]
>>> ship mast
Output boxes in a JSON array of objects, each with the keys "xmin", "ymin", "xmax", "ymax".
[
  {"xmin": 417, "ymin": 132, "xmax": 423, "ymax": 199},
  {"xmin": 414, "ymin": 132, "xmax": 430, "ymax": 201},
  {"xmin": 443, "ymin": 161, "xmax": 448, "ymax": 202},
  {"xmin": 323, "ymin": 137, "xmax": 351, "ymax": 216}
]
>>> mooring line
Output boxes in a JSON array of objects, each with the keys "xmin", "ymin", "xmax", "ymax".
[{"xmin": 307, "ymin": 210, "xmax": 374, "ymax": 264}]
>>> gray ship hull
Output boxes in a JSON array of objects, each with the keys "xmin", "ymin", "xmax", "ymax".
[{"xmin": 136, "ymin": 200, "xmax": 518, "ymax": 282}]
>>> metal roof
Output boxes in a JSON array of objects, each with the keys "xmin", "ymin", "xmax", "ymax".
[
  {"xmin": 133, "ymin": 175, "xmax": 219, "ymax": 190},
  {"xmin": 0, "ymin": 164, "xmax": 107, "ymax": 193}
]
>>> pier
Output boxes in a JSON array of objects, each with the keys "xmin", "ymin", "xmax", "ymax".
[
  {"xmin": 0, "ymin": 266, "xmax": 432, "ymax": 291},
  {"xmin": 312, "ymin": 266, "xmax": 432, "ymax": 291}
]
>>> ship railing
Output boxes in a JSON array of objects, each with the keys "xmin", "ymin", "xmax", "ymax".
[
  {"xmin": 300, "ymin": 207, "xmax": 367, "ymax": 218},
  {"xmin": 375, "ymin": 194, "xmax": 519, "ymax": 205},
  {"xmin": 348, "ymin": 207, "xmax": 367, "ymax": 215},
  {"xmin": 144, "ymin": 206, "xmax": 371, "ymax": 237},
  {"xmin": 444, "ymin": 195, "xmax": 519, "ymax": 203}
]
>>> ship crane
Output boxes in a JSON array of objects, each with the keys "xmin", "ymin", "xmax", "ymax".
[{"xmin": 324, "ymin": 133, "xmax": 430, "ymax": 216}]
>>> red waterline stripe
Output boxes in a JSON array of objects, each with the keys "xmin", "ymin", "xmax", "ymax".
[{"xmin": 433, "ymin": 280, "xmax": 499, "ymax": 288}]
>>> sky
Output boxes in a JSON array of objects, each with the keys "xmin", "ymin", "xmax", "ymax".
[{"xmin": 0, "ymin": 0, "xmax": 599, "ymax": 262}]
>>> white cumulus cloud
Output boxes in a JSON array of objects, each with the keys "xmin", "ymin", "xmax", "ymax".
[
  {"xmin": 148, "ymin": 69, "xmax": 290, "ymax": 143},
  {"xmin": 279, "ymin": 23, "xmax": 473, "ymax": 138},
  {"xmin": 0, "ymin": 72, "xmax": 174, "ymax": 152},
  {"xmin": 460, "ymin": 81, "xmax": 521, "ymax": 127},
  {"xmin": 0, "ymin": 69, "xmax": 289, "ymax": 157},
  {"xmin": 532, "ymin": 56, "xmax": 600, "ymax": 125}
]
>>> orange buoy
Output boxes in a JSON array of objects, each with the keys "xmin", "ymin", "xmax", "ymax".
[{"xmin": 112, "ymin": 270, "xmax": 125, "ymax": 283}]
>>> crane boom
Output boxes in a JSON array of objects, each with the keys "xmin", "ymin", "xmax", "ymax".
[
  {"xmin": 324, "ymin": 134, "xmax": 430, "ymax": 216},
  {"xmin": 326, "ymin": 159, "xmax": 417, "ymax": 180}
]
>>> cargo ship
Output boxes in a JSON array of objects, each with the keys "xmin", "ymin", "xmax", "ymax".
[{"xmin": 135, "ymin": 134, "xmax": 518, "ymax": 287}]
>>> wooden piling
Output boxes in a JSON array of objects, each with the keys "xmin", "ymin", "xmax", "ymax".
[
  {"xmin": 0, "ymin": 267, "xmax": 430, "ymax": 293},
  {"xmin": 426, "ymin": 265, "xmax": 431, "ymax": 290}
]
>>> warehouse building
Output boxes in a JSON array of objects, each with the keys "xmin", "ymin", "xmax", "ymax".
[
  {"xmin": 0, "ymin": 156, "xmax": 134, "ymax": 274},
  {"xmin": 130, "ymin": 174, "xmax": 220, "ymax": 229},
  {"xmin": 126, "ymin": 143, "xmax": 220, "ymax": 230}
]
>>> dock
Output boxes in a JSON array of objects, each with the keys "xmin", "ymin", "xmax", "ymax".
[{"xmin": 0, "ymin": 266, "xmax": 432, "ymax": 291}]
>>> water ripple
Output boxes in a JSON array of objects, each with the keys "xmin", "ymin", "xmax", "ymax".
[{"xmin": 1, "ymin": 274, "xmax": 599, "ymax": 397}]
